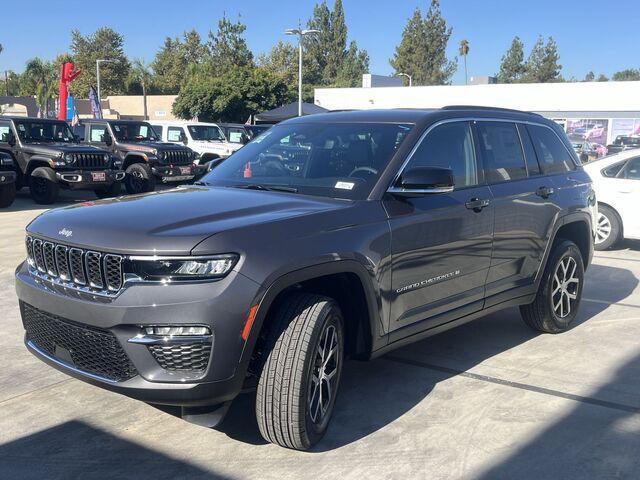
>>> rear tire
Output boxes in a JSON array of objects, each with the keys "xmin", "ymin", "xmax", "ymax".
[
  {"xmin": 29, "ymin": 167, "xmax": 59, "ymax": 204},
  {"xmin": 520, "ymin": 240, "xmax": 584, "ymax": 333},
  {"xmin": 256, "ymin": 293, "xmax": 344, "ymax": 450},
  {"xmin": 94, "ymin": 182, "xmax": 122, "ymax": 199},
  {"xmin": 594, "ymin": 204, "xmax": 622, "ymax": 250},
  {"xmin": 0, "ymin": 182, "xmax": 16, "ymax": 207},
  {"xmin": 124, "ymin": 163, "xmax": 155, "ymax": 194}
]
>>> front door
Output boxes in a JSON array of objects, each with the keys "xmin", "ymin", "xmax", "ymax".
[
  {"xmin": 384, "ymin": 121, "xmax": 494, "ymax": 335},
  {"xmin": 611, "ymin": 156, "xmax": 640, "ymax": 236}
]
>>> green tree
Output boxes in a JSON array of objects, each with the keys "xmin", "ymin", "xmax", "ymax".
[
  {"xmin": 497, "ymin": 37, "xmax": 526, "ymax": 83},
  {"xmin": 173, "ymin": 67, "xmax": 293, "ymax": 122},
  {"xmin": 305, "ymin": 0, "xmax": 369, "ymax": 86},
  {"xmin": 69, "ymin": 27, "xmax": 130, "ymax": 97},
  {"xmin": 584, "ymin": 71, "xmax": 595, "ymax": 81},
  {"xmin": 152, "ymin": 30, "xmax": 206, "ymax": 94},
  {"xmin": 19, "ymin": 58, "xmax": 58, "ymax": 116},
  {"xmin": 206, "ymin": 14, "xmax": 254, "ymax": 73},
  {"xmin": 612, "ymin": 69, "xmax": 640, "ymax": 81},
  {"xmin": 597, "ymin": 73, "xmax": 609, "ymax": 82},
  {"xmin": 258, "ymin": 41, "xmax": 298, "ymax": 85},
  {"xmin": 390, "ymin": 0, "xmax": 457, "ymax": 85},
  {"xmin": 128, "ymin": 59, "xmax": 153, "ymax": 120},
  {"xmin": 522, "ymin": 36, "xmax": 562, "ymax": 83}
]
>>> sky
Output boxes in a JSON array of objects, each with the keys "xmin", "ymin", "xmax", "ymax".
[{"xmin": 2, "ymin": 0, "xmax": 639, "ymax": 85}]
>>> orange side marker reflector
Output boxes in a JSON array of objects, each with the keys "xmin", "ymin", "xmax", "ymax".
[{"xmin": 241, "ymin": 305, "xmax": 259, "ymax": 341}]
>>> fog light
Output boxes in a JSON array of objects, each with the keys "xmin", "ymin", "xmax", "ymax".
[{"xmin": 144, "ymin": 326, "xmax": 210, "ymax": 336}]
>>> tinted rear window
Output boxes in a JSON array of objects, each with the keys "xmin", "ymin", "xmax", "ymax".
[{"xmin": 527, "ymin": 124, "xmax": 576, "ymax": 174}]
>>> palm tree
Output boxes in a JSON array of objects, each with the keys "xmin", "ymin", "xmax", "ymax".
[
  {"xmin": 130, "ymin": 59, "xmax": 152, "ymax": 120},
  {"xmin": 459, "ymin": 39, "xmax": 470, "ymax": 85},
  {"xmin": 23, "ymin": 58, "xmax": 57, "ymax": 117}
]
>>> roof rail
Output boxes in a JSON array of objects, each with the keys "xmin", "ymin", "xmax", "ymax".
[{"xmin": 441, "ymin": 105, "xmax": 543, "ymax": 117}]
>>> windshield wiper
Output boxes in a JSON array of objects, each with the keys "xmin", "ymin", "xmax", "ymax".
[{"xmin": 230, "ymin": 184, "xmax": 298, "ymax": 193}]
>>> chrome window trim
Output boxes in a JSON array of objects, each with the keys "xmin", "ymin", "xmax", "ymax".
[{"xmin": 387, "ymin": 117, "xmax": 579, "ymax": 193}]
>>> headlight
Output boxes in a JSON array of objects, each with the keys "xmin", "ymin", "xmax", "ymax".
[
  {"xmin": 129, "ymin": 254, "xmax": 238, "ymax": 281},
  {"xmin": 103, "ymin": 153, "xmax": 109, "ymax": 161},
  {"xmin": 64, "ymin": 153, "xmax": 75, "ymax": 164}
]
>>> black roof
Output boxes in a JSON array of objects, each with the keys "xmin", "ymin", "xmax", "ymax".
[
  {"xmin": 81, "ymin": 118, "xmax": 151, "ymax": 124},
  {"xmin": 0, "ymin": 116, "xmax": 69, "ymax": 122}
]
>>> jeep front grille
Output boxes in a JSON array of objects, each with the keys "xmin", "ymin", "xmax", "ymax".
[
  {"xmin": 26, "ymin": 235, "xmax": 124, "ymax": 295},
  {"xmin": 21, "ymin": 301, "xmax": 137, "ymax": 382},
  {"xmin": 72, "ymin": 153, "xmax": 106, "ymax": 169},
  {"xmin": 164, "ymin": 150, "xmax": 191, "ymax": 165}
]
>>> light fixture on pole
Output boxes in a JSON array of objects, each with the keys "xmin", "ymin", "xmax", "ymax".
[
  {"xmin": 96, "ymin": 59, "xmax": 114, "ymax": 104},
  {"xmin": 285, "ymin": 25, "xmax": 320, "ymax": 117},
  {"xmin": 396, "ymin": 73, "xmax": 412, "ymax": 87}
]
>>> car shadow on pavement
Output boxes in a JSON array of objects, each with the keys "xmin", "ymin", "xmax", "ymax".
[
  {"xmin": 223, "ymin": 263, "xmax": 638, "ymax": 453},
  {"xmin": 0, "ymin": 420, "xmax": 230, "ymax": 479}
]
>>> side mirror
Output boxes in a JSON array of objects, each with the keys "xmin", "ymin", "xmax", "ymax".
[
  {"xmin": 179, "ymin": 133, "xmax": 188, "ymax": 145},
  {"xmin": 240, "ymin": 133, "xmax": 250, "ymax": 145},
  {"xmin": 6, "ymin": 131, "xmax": 16, "ymax": 147},
  {"xmin": 102, "ymin": 133, "xmax": 113, "ymax": 146},
  {"xmin": 389, "ymin": 166, "xmax": 455, "ymax": 196}
]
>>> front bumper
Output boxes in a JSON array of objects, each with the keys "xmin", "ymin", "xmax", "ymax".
[
  {"xmin": 152, "ymin": 164, "xmax": 197, "ymax": 182},
  {"xmin": 56, "ymin": 169, "xmax": 125, "ymax": 188},
  {"xmin": 0, "ymin": 170, "xmax": 16, "ymax": 185},
  {"xmin": 15, "ymin": 261, "xmax": 261, "ymax": 407}
]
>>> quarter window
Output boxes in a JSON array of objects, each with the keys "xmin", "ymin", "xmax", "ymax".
[
  {"xmin": 406, "ymin": 122, "xmax": 478, "ymax": 188},
  {"xmin": 527, "ymin": 124, "xmax": 576, "ymax": 174},
  {"xmin": 477, "ymin": 122, "xmax": 527, "ymax": 183},
  {"xmin": 621, "ymin": 157, "xmax": 640, "ymax": 180}
]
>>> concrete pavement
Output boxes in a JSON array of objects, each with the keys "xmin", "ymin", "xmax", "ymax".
[{"xmin": 1, "ymin": 189, "xmax": 639, "ymax": 479}]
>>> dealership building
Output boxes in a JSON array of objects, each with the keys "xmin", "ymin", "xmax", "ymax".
[{"xmin": 314, "ymin": 80, "xmax": 640, "ymax": 147}]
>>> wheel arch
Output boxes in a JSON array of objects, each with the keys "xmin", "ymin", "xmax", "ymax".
[
  {"xmin": 549, "ymin": 213, "xmax": 593, "ymax": 272},
  {"xmin": 597, "ymin": 201, "xmax": 624, "ymax": 238},
  {"xmin": 122, "ymin": 154, "xmax": 147, "ymax": 171},
  {"xmin": 241, "ymin": 261, "xmax": 382, "ymax": 376}
]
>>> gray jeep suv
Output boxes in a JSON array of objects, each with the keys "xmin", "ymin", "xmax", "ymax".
[{"xmin": 15, "ymin": 108, "xmax": 595, "ymax": 450}]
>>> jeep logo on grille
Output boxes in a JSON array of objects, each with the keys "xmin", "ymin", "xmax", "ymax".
[{"xmin": 58, "ymin": 228, "xmax": 73, "ymax": 238}]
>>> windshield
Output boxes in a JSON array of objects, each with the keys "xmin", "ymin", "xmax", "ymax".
[
  {"xmin": 200, "ymin": 122, "xmax": 413, "ymax": 200},
  {"xmin": 111, "ymin": 122, "xmax": 159, "ymax": 142},
  {"xmin": 188, "ymin": 125, "xmax": 225, "ymax": 141},
  {"xmin": 15, "ymin": 120, "xmax": 75, "ymax": 143}
]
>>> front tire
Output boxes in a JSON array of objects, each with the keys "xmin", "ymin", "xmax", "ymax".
[
  {"xmin": 520, "ymin": 240, "xmax": 584, "ymax": 333},
  {"xmin": 256, "ymin": 293, "xmax": 344, "ymax": 450},
  {"xmin": 124, "ymin": 163, "xmax": 155, "ymax": 194},
  {"xmin": 594, "ymin": 204, "xmax": 622, "ymax": 250},
  {"xmin": 29, "ymin": 167, "xmax": 59, "ymax": 204},
  {"xmin": 0, "ymin": 182, "xmax": 16, "ymax": 207}
]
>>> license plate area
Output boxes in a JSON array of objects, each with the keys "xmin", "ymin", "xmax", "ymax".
[
  {"xmin": 91, "ymin": 171, "xmax": 106, "ymax": 182},
  {"xmin": 179, "ymin": 166, "xmax": 192, "ymax": 175}
]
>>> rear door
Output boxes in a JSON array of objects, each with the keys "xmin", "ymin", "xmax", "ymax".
[
  {"xmin": 385, "ymin": 121, "xmax": 494, "ymax": 335},
  {"xmin": 611, "ymin": 156, "xmax": 640, "ymax": 237},
  {"xmin": 476, "ymin": 121, "xmax": 559, "ymax": 302}
]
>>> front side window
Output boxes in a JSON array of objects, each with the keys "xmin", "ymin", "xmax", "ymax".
[
  {"xmin": 477, "ymin": 122, "xmax": 527, "ymax": 183},
  {"xmin": 201, "ymin": 122, "xmax": 413, "ymax": 200},
  {"xmin": 405, "ymin": 121, "xmax": 478, "ymax": 188},
  {"xmin": 528, "ymin": 124, "xmax": 576, "ymax": 174},
  {"xmin": 167, "ymin": 127, "xmax": 185, "ymax": 143},
  {"xmin": 151, "ymin": 125, "xmax": 163, "ymax": 138},
  {"xmin": 111, "ymin": 122, "xmax": 158, "ymax": 142},
  {"xmin": 14, "ymin": 120, "xmax": 75, "ymax": 143},
  {"xmin": 0, "ymin": 121, "xmax": 11, "ymax": 143},
  {"xmin": 225, "ymin": 127, "xmax": 246, "ymax": 144},
  {"xmin": 90, "ymin": 124, "xmax": 107, "ymax": 143}
]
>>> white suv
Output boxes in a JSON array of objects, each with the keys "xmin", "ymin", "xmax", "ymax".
[
  {"xmin": 151, "ymin": 121, "xmax": 242, "ymax": 169},
  {"xmin": 583, "ymin": 150, "xmax": 640, "ymax": 249}
]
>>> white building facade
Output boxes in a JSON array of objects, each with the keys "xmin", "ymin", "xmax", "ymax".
[{"xmin": 314, "ymin": 81, "xmax": 640, "ymax": 147}]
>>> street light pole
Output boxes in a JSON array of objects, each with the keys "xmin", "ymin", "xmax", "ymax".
[
  {"xmin": 396, "ymin": 73, "xmax": 412, "ymax": 87},
  {"xmin": 96, "ymin": 59, "xmax": 113, "ymax": 105},
  {"xmin": 285, "ymin": 26, "xmax": 320, "ymax": 117}
]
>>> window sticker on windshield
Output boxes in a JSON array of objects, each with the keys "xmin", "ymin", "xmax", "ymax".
[
  {"xmin": 253, "ymin": 131, "xmax": 272, "ymax": 143},
  {"xmin": 335, "ymin": 181, "xmax": 355, "ymax": 190}
]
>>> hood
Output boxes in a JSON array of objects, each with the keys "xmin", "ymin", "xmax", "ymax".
[
  {"xmin": 27, "ymin": 186, "xmax": 348, "ymax": 255},
  {"xmin": 22, "ymin": 143, "xmax": 108, "ymax": 156},
  {"xmin": 118, "ymin": 141, "xmax": 191, "ymax": 153}
]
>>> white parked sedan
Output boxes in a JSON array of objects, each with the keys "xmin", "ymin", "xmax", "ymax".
[{"xmin": 583, "ymin": 150, "xmax": 640, "ymax": 250}]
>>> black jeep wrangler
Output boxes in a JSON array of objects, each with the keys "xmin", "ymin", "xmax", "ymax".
[
  {"xmin": 77, "ymin": 119, "xmax": 199, "ymax": 194},
  {"xmin": 0, "ymin": 117, "xmax": 124, "ymax": 204},
  {"xmin": 0, "ymin": 151, "xmax": 17, "ymax": 207},
  {"xmin": 16, "ymin": 107, "xmax": 596, "ymax": 450}
]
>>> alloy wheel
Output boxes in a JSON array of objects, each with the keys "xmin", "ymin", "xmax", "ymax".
[
  {"xmin": 552, "ymin": 256, "xmax": 580, "ymax": 318},
  {"xmin": 595, "ymin": 212, "xmax": 611, "ymax": 245},
  {"xmin": 308, "ymin": 323, "xmax": 340, "ymax": 425}
]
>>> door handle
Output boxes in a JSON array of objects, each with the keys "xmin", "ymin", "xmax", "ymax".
[
  {"xmin": 536, "ymin": 186, "xmax": 555, "ymax": 198},
  {"xmin": 465, "ymin": 197, "xmax": 490, "ymax": 212}
]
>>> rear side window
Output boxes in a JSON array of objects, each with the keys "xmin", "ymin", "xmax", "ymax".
[
  {"xmin": 527, "ymin": 124, "xmax": 576, "ymax": 174},
  {"xmin": 407, "ymin": 121, "xmax": 478, "ymax": 188},
  {"xmin": 476, "ymin": 122, "xmax": 527, "ymax": 183},
  {"xmin": 517, "ymin": 124, "xmax": 542, "ymax": 176}
]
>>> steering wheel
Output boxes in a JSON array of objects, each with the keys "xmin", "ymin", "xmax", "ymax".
[{"xmin": 349, "ymin": 166, "xmax": 378, "ymax": 178}]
